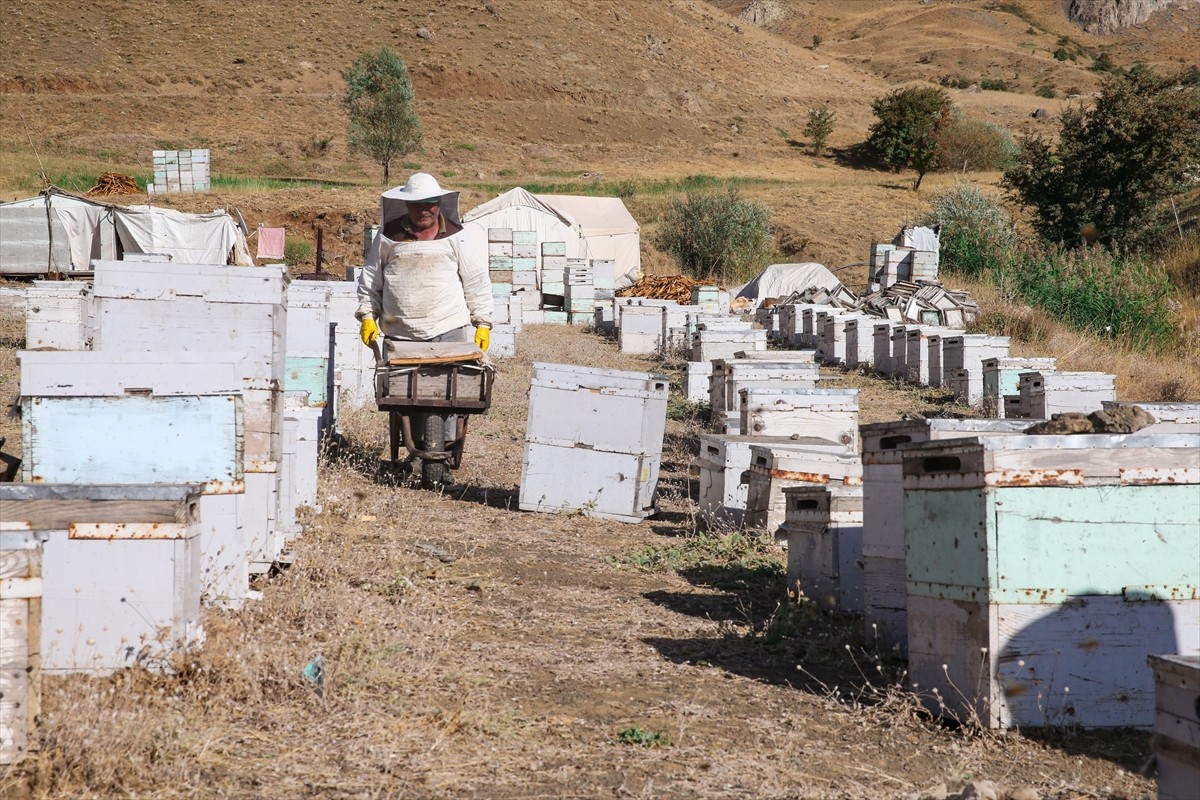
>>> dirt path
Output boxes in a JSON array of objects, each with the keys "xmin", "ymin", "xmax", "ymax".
[{"xmin": 10, "ymin": 325, "xmax": 1152, "ymax": 800}]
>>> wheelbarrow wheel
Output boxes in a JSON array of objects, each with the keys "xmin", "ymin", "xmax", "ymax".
[{"xmin": 421, "ymin": 412, "xmax": 448, "ymax": 489}]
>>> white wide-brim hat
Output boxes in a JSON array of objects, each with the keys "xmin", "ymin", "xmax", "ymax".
[{"xmin": 380, "ymin": 172, "xmax": 460, "ymax": 227}]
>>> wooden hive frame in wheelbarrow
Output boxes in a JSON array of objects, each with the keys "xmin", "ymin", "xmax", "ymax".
[{"xmin": 372, "ymin": 340, "xmax": 496, "ymax": 481}]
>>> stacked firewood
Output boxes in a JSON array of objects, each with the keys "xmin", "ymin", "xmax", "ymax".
[
  {"xmin": 86, "ymin": 172, "xmax": 141, "ymax": 196},
  {"xmin": 616, "ymin": 274, "xmax": 707, "ymax": 303}
]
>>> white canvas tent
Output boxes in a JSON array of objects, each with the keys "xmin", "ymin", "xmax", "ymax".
[
  {"xmin": 733, "ymin": 262, "xmax": 841, "ymax": 308},
  {"xmin": 0, "ymin": 189, "xmax": 252, "ymax": 275},
  {"xmin": 460, "ymin": 187, "xmax": 641, "ymax": 282}
]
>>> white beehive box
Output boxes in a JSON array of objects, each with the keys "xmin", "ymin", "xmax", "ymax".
[
  {"xmin": 782, "ymin": 484, "xmax": 864, "ymax": 611},
  {"xmin": 982, "ymin": 357, "xmax": 1057, "ymax": 417},
  {"xmin": 903, "ymin": 432, "xmax": 1200, "ymax": 729},
  {"xmin": 685, "ymin": 361, "xmax": 713, "ymax": 404},
  {"xmin": 743, "ymin": 442, "xmax": 862, "ymax": 541},
  {"xmin": 906, "ymin": 326, "xmax": 963, "ymax": 386},
  {"xmin": 284, "ymin": 281, "xmax": 332, "ymax": 413},
  {"xmin": 520, "ymin": 364, "xmax": 669, "ymax": 523},
  {"xmin": 720, "ymin": 361, "xmax": 820, "ymax": 417},
  {"xmin": 618, "ymin": 305, "xmax": 666, "ymax": 354},
  {"xmin": 490, "ymin": 324, "xmax": 518, "ymax": 358},
  {"xmin": 279, "ymin": 396, "xmax": 323, "ymax": 545},
  {"xmin": 25, "ymin": 280, "xmax": 92, "ymax": 351},
  {"xmin": 18, "ymin": 350, "xmax": 261, "ymax": 608},
  {"xmin": 326, "ymin": 281, "xmax": 378, "ymax": 410},
  {"xmin": 0, "ymin": 525, "xmax": 46, "ymax": 766},
  {"xmin": 873, "ymin": 322, "xmax": 897, "ymax": 377},
  {"xmin": 819, "ymin": 313, "xmax": 872, "ymax": 366},
  {"xmin": 942, "ymin": 334, "xmax": 1012, "ymax": 406},
  {"xmin": 691, "ymin": 327, "xmax": 767, "ymax": 363},
  {"xmin": 844, "ymin": 317, "xmax": 876, "ymax": 371},
  {"xmin": 9, "ymin": 484, "xmax": 208, "ymax": 675},
  {"xmin": 1020, "ymin": 371, "xmax": 1117, "ymax": 418},
  {"xmin": 739, "ymin": 387, "xmax": 860, "ymax": 449},
  {"xmin": 889, "ymin": 326, "xmax": 910, "ymax": 382},
  {"xmin": 661, "ymin": 304, "xmax": 702, "ymax": 354},
  {"xmin": 1149, "ymin": 655, "xmax": 1200, "ymax": 800},
  {"xmin": 858, "ymin": 418, "xmax": 1034, "ymax": 655},
  {"xmin": 693, "ymin": 434, "xmax": 832, "ymax": 525}
]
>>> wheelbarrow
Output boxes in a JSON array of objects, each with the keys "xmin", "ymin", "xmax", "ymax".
[{"xmin": 372, "ymin": 338, "xmax": 496, "ymax": 489}]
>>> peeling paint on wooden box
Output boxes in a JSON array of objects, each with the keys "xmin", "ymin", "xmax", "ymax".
[
  {"xmin": 743, "ymin": 442, "xmax": 861, "ymax": 540},
  {"xmin": 0, "ymin": 528, "xmax": 47, "ymax": 765},
  {"xmin": 902, "ymin": 433, "xmax": 1200, "ymax": 728}
]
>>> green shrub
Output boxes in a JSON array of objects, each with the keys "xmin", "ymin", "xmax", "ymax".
[
  {"xmin": 283, "ymin": 236, "xmax": 313, "ymax": 266},
  {"xmin": 1004, "ymin": 245, "xmax": 1175, "ymax": 349},
  {"xmin": 934, "ymin": 112, "xmax": 1019, "ymax": 173},
  {"xmin": 979, "ymin": 78, "xmax": 1010, "ymax": 92},
  {"xmin": 654, "ymin": 188, "xmax": 773, "ymax": 285},
  {"xmin": 1091, "ymin": 52, "xmax": 1118, "ymax": 73},
  {"xmin": 1035, "ymin": 84, "xmax": 1057, "ymax": 99},
  {"xmin": 803, "ymin": 107, "xmax": 836, "ymax": 156},
  {"xmin": 921, "ymin": 182, "xmax": 1017, "ymax": 279}
]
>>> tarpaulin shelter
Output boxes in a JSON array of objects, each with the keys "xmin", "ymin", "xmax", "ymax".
[
  {"xmin": 733, "ymin": 262, "xmax": 841, "ymax": 308},
  {"xmin": 460, "ymin": 187, "xmax": 641, "ymax": 282},
  {"xmin": 0, "ymin": 188, "xmax": 253, "ymax": 275}
]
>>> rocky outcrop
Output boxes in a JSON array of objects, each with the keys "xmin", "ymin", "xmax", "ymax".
[
  {"xmin": 738, "ymin": 0, "xmax": 787, "ymax": 28},
  {"xmin": 1066, "ymin": 0, "xmax": 1174, "ymax": 34}
]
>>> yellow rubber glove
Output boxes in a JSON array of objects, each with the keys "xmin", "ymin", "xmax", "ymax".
[
  {"xmin": 474, "ymin": 325, "xmax": 491, "ymax": 352},
  {"xmin": 360, "ymin": 318, "xmax": 380, "ymax": 346}
]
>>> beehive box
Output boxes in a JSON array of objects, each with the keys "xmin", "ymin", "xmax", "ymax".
[
  {"xmin": 284, "ymin": 281, "xmax": 332, "ymax": 410},
  {"xmin": 325, "ymin": 281, "xmax": 378, "ymax": 410},
  {"xmin": 813, "ymin": 309, "xmax": 850, "ymax": 362},
  {"xmin": 618, "ymin": 304, "xmax": 666, "ymax": 354},
  {"xmin": 740, "ymin": 387, "xmax": 860, "ymax": 448},
  {"xmin": 873, "ymin": 322, "xmax": 897, "ymax": 377},
  {"xmin": 782, "ymin": 484, "xmax": 864, "ymax": 611},
  {"xmin": 694, "ymin": 434, "xmax": 835, "ymax": 525},
  {"xmin": 943, "ymin": 335, "xmax": 1012, "ymax": 406},
  {"xmin": 1019, "ymin": 371, "xmax": 1117, "ymax": 418},
  {"xmin": 719, "ymin": 360, "xmax": 820, "ymax": 416},
  {"xmin": 844, "ymin": 317, "xmax": 876, "ymax": 370},
  {"xmin": 25, "ymin": 280, "xmax": 92, "ymax": 351},
  {"xmin": 903, "ymin": 433, "xmax": 1200, "ymax": 729},
  {"xmin": 859, "ymin": 418, "xmax": 1034, "ymax": 654},
  {"xmin": 686, "ymin": 361, "xmax": 713, "ymax": 404},
  {"xmin": 279, "ymin": 396, "xmax": 323, "ymax": 545},
  {"xmin": 18, "ymin": 350, "xmax": 263, "ymax": 607},
  {"xmin": 1149, "ymin": 654, "xmax": 1200, "ymax": 800},
  {"xmin": 982, "ymin": 357, "xmax": 1057, "ymax": 417},
  {"xmin": 661, "ymin": 304, "xmax": 702, "ymax": 354},
  {"xmin": 490, "ymin": 324, "xmax": 518, "ymax": 358},
  {"xmin": 691, "ymin": 327, "xmax": 767, "ymax": 363},
  {"xmin": 819, "ymin": 313, "xmax": 873, "ymax": 366},
  {"xmin": 889, "ymin": 326, "xmax": 910, "ymax": 381},
  {"xmin": 520, "ymin": 364, "xmax": 669, "ymax": 523},
  {"xmin": 906, "ymin": 327, "xmax": 963, "ymax": 386},
  {"xmin": 743, "ymin": 442, "xmax": 861, "ymax": 540},
  {"xmin": 0, "ymin": 484, "xmax": 207, "ymax": 675},
  {"xmin": 0, "ymin": 526, "xmax": 46, "ymax": 765}
]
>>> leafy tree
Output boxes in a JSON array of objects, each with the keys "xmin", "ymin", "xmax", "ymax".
[
  {"xmin": 865, "ymin": 86, "xmax": 953, "ymax": 190},
  {"xmin": 803, "ymin": 107, "xmax": 835, "ymax": 156},
  {"xmin": 343, "ymin": 48, "xmax": 424, "ymax": 184},
  {"xmin": 654, "ymin": 188, "xmax": 773, "ymax": 286},
  {"xmin": 1003, "ymin": 68, "xmax": 1200, "ymax": 249}
]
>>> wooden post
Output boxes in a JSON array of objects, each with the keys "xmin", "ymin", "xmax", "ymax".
[{"xmin": 315, "ymin": 226, "xmax": 324, "ymax": 273}]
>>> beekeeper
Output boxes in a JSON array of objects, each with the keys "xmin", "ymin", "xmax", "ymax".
[{"xmin": 356, "ymin": 173, "xmax": 492, "ymax": 352}]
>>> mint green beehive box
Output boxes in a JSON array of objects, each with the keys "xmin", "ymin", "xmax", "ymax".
[{"xmin": 902, "ymin": 433, "xmax": 1200, "ymax": 729}]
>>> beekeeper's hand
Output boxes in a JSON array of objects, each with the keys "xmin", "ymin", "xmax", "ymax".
[
  {"xmin": 474, "ymin": 325, "xmax": 491, "ymax": 352},
  {"xmin": 360, "ymin": 318, "xmax": 380, "ymax": 346}
]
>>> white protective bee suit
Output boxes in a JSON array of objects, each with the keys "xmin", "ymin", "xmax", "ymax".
[{"xmin": 356, "ymin": 175, "xmax": 492, "ymax": 344}]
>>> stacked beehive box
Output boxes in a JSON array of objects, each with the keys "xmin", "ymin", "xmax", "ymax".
[
  {"xmin": 2, "ymin": 481, "xmax": 207, "ymax": 677},
  {"xmin": 520, "ymin": 363, "xmax": 669, "ymax": 523},
  {"xmin": 905, "ymin": 326, "xmax": 963, "ymax": 386},
  {"xmin": 1149, "ymin": 655, "xmax": 1200, "ymax": 798},
  {"xmin": 858, "ymin": 418, "xmax": 1033, "ymax": 654},
  {"xmin": 873, "ymin": 321, "xmax": 898, "ymax": 377},
  {"xmin": 325, "ymin": 280, "xmax": 379, "ymax": 410},
  {"xmin": 819, "ymin": 312, "xmax": 874, "ymax": 366},
  {"xmin": 24, "ymin": 280, "xmax": 93, "ymax": 350},
  {"xmin": 843, "ymin": 317, "xmax": 876, "ymax": 371},
  {"xmin": 982, "ymin": 357, "xmax": 1057, "ymax": 417},
  {"xmin": 889, "ymin": 325, "xmax": 910, "ymax": 381},
  {"xmin": 943, "ymin": 334, "xmax": 1012, "ymax": 405},
  {"xmin": 148, "ymin": 148, "xmax": 210, "ymax": 194},
  {"xmin": 692, "ymin": 321, "xmax": 766, "ymax": 363},
  {"xmin": 1015, "ymin": 371, "xmax": 1117, "ymax": 418},
  {"xmin": 781, "ymin": 484, "xmax": 864, "ymax": 611},
  {"xmin": 744, "ymin": 442, "xmax": 862, "ymax": 542},
  {"xmin": 90, "ymin": 260, "xmax": 289, "ymax": 579},
  {"xmin": 284, "ymin": 281, "xmax": 333, "ymax": 422},
  {"xmin": 740, "ymin": 387, "xmax": 860, "ymax": 449},
  {"xmin": 902, "ymin": 432, "xmax": 1199, "ymax": 728},
  {"xmin": 619, "ymin": 302, "xmax": 671, "ymax": 354},
  {"xmin": 0, "ymin": 517, "xmax": 46, "ymax": 765},
  {"xmin": 709, "ymin": 359, "xmax": 820, "ymax": 424}
]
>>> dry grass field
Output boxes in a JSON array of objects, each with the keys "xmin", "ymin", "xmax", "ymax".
[{"xmin": 1, "ymin": 1, "xmax": 1198, "ymax": 797}]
